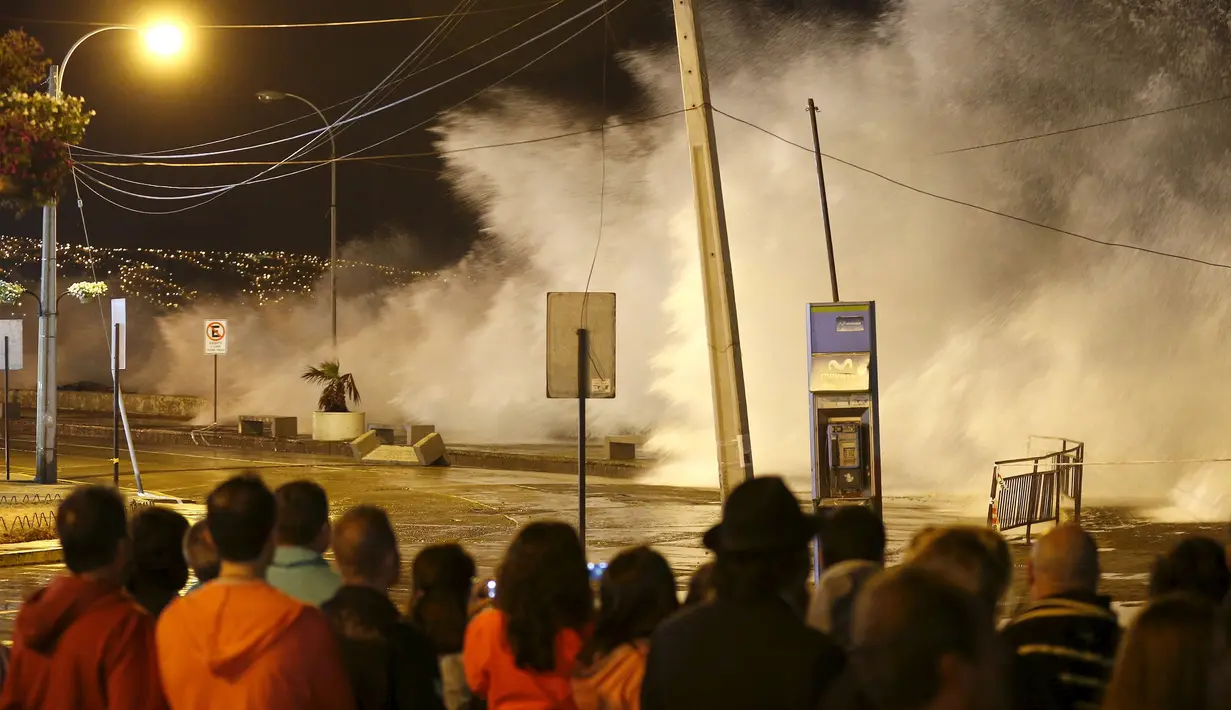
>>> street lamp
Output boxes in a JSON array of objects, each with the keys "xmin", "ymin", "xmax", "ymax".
[
  {"xmin": 33, "ymin": 23, "xmax": 184, "ymax": 485},
  {"xmin": 256, "ymin": 90, "xmax": 338, "ymax": 357}
]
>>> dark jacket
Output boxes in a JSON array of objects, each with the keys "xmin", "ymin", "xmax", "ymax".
[
  {"xmin": 323, "ymin": 586, "xmax": 446, "ymax": 710},
  {"xmin": 1000, "ymin": 591, "xmax": 1120, "ymax": 710},
  {"xmin": 641, "ymin": 597, "xmax": 845, "ymax": 710},
  {"xmin": 0, "ymin": 575, "xmax": 166, "ymax": 710}
]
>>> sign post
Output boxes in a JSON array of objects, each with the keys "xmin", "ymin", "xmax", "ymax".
[
  {"xmin": 0, "ymin": 320, "xmax": 23, "ymax": 482},
  {"xmin": 204, "ymin": 320, "xmax": 228, "ymax": 426},
  {"xmin": 546, "ymin": 292, "xmax": 616, "ymax": 549},
  {"xmin": 110, "ymin": 300, "xmax": 126, "ymax": 487}
]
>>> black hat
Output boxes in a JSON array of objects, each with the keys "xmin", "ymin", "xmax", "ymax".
[{"xmin": 703, "ymin": 477, "xmax": 823, "ymax": 553}]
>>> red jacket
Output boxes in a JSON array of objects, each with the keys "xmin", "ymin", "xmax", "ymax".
[{"xmin": 0, "ymin": 575, "xmax": 166, "ymax": 710}]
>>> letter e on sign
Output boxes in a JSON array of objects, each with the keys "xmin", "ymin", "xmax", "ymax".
[{"xmin": 204, "ymin": 320, "xmax": 228, "ymax": 355}]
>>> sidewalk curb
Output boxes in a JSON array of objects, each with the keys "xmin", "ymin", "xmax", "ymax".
[{"xmin": 0, "ymin": 543, "xmax": 61, "ymax": 568}]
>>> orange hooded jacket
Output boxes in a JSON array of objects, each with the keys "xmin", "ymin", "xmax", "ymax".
[{"xmin": 156, "ymin": 580, "xmax": 355, "ymax": 710}]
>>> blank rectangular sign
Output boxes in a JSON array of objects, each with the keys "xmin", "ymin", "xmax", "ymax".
[
  {"xmin": 546, "ymin": 292, "xmax": 615, "ymax": 399},
  {"xmin": 0, "ymin": 320, "xmax": 22, "ymax": 371},
  {"xmin": 110, "ymin": 298, "xmax": 126, "ymax": 371}
]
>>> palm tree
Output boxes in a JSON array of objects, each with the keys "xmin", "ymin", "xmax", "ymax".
[{"xmin": 301, "ymin": 360, "xmax": 361, "ymax": 413}]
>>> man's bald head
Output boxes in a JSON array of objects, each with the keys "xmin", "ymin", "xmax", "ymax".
[
  {"xmin": 333, "ymin": 505, "xmax": 400, "ymax": 587},
  {"xmin": 1030, "ymin": 524, "xmax": 1100, "ymax": 599}
]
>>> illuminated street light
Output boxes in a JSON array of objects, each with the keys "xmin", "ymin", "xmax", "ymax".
[
  {"xmin": 34, "ymin": 21, "xmax": 188, "ymax": 485},
  {"xmin": 142, "ymin": 24, "xmax": 185, "ymax": 57}
]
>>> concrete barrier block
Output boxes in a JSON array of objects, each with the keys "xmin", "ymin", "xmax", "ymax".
[
  {"xmin": 606, "ymin": 439, "xmax": 637, "ymax": 461},
  {"xmin": 238, "ymin": 416, "xmax": 298, "ymax": 439},
  {"xmin": 412, "ymin": 432, "xmax": 446, "ymax": 466},
  {"xmin": 363, "ymin": 445, "xmax": 420, "ymax": 464},
  {"xmin": 350, "ymin": 430, "xmax": 381, "ymax": 460},
  {"xmin": 367, "ymin": 424, "xmax": 396, "ymax": 445},
  {"xmin": 406, "ymin": 424, "xmax": 436, "ymax": 444}
]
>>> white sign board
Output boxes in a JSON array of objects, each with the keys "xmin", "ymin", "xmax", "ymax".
[
  {"xmin": 546, "ymin": 292, "xmax": 615, "ymax": 399},
  {"xmin": 110, "ymin": 298, "xmax": 126, "ymax": 371},
  {"xmin": 204, "ymin": 319, "xmax": 228, "ymax": 355},
  {"xmin": 0, "ymin": 320, "xmax": 23, "ymax": 371}
]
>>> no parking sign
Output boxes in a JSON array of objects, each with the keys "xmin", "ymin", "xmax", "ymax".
[{"xmin": 204, "ymin": 320, "xmax": 228, "ymax": 355}]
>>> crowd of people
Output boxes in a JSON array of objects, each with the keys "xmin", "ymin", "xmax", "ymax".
[{"xmin": 0, "ymin": 472, "xmax": 1226, "ymax": 710}]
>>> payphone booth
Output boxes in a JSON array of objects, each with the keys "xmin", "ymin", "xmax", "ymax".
[{"xmin": 807, "ymin": 302, "xmax": 883, "ymax": 535}]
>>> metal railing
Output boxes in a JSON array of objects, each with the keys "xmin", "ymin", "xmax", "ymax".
[{"xmin": 987, "ymin": 439, "xmax": 1084, "ymax": 541}]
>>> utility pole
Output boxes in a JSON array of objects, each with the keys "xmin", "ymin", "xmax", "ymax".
[
  {"xmin": 671, "ymin": 0, "xmax": 755, "ymax": 501},
  {"xmin": 35, "ymin": 64, "xmax": 60, "ymax": 485},
  {"xmin": 807, "ymin": 98, "xmax": 840, "ymax": 302}
]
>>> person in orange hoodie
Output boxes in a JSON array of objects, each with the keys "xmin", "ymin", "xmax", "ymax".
[
  {"xmin": 0, "ymin": 485, "xmax": 166, "ymax": 710},
  {"xmin": 572, "ymin": 547, "xmax": 679, "ymax": 710},
  {"xmin": 464, "ymin": 521, "xmax": 592, "ymax": 710},
  {"xmin": 157, "ymin": 473, "xmax": 355, "ymax": 710}
]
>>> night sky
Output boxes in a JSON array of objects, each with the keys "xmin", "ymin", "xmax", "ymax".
[{"xmin": 0, "ymin": 0, "xmax": 880, "ymax": 270}]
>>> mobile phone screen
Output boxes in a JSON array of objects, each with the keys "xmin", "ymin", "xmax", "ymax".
[
  {"xmin": 587, "ymin": 562, "xmax": 608, "ymax": 582},
  {"xmin": 486, "ymin": 580, "xmax": 497, "ymax": 598}
]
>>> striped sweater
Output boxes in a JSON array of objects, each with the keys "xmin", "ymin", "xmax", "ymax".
[{"xmin": 1001, "ymin": 593, "xmax": 1120, "ymax": 710}]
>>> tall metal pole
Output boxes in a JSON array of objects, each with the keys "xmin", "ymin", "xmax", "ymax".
[
  {"xmin": 807, "ymin": 99, "xmax": 840, "ymax": 302},
  {"xmin": 112, "ymin": 322, "xmax": 119, "ymax": 487},
  {"xmin": 576, "ymin": 328, "xmax": 589, "ymax": 549},
  {"xmin": 35, "ymin": 65, "xmax": 59, "ymax": 485},
  {"xmin": 671, "ymin": 0, "xmax": 755, "ymax": 501},
  {"xmin": 4, "ymin": 336, "xmax": 9, "ymax": 482},
  {"xmin": 329, "ymin": 140, "xmax": 337, "ymax": 358}
]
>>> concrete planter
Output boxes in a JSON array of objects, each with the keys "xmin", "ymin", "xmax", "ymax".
[{"xmin": 312, "ymin": 411, "xmax": 366, "ymax": 441}]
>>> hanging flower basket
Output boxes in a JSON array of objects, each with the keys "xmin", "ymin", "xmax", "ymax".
[
  {"xmin": 65, "ymin": 281, "xmax": 107, "ymax": 303},
  {"xmin": 0, "ymin": 92, "xmax": 94, "ymax": 213},
  {"xmin": 0, "ymin": 281, "xmax": 24, "ymax": 306},
  {"xmin": 0, "ymin": 32, "xmax": 94, "ymax": 215}
]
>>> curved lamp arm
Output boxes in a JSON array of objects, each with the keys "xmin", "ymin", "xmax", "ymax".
[{"xmin": 59, "ymin": 27, "xmax": 129, "ymax": 93}]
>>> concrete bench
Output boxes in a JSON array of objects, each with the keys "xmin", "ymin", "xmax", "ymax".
[
  {"xmin": 605, "ymin": 435, "xmax": 647, "ymax": 461},
  {"xmin": 238, "ymin": 415, "xmax": 297, "ymax": 439},
  {"xmin": 367, "ymin": 424, "xmax": 397, "ymax": 445}
]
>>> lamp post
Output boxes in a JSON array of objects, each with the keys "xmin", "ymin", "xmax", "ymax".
[
  {"xmin": 256, "ymin": 90, "xmax": 338, "ymax": 357},
  {"xmin": 33, "ymin": 23, "xmax": 183, "ymax": 484}
]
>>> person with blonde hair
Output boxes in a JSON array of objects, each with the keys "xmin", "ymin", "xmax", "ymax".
[
  {"xmin": 1103, "ymin": 593, "xmax": 1223, "ymax": 710},
  {"xmin": 905, "ymin": 525, "xmax": 1012, "ymax": 616}
]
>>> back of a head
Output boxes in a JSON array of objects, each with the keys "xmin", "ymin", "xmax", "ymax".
[
  {"xmin": 130, "ymin": 506, "xmax": 190, "ymax": 592},
  {"xmin": 183, "ymin": 519, "xmax": 220, "ymax": 583},
  {"xmin": 1032, "ymin": 524, "xmax": 1100, "ymax": 595},
  {"xmin": 1103, "ymin": 594, "xmax": 1222, "ymax": 710},
  {"xmin": 274, "ymin": 480, "xmax": 329, "ymax": 547},
  {"xmin": 332, "ymin": 505, "xmax": 398, "ymax": 582},
  {"xmin": 684, "ymin": 561, "xmax": 715, "ymax": 607},
  {"xmin": 821, "ymin": 505, "xmax": 886, "ymax": 567},
  {"xmin": 207, "ymin": 473, "xmax": 276, "ymax": 563},
  {"xmin": 57, "ymin": 485, "xmax": 128, "ymax": 575},
  {"xmin": 907, "ymin": 525, "xmax": 1011, "ymax": 614},
  {"xmin": 497, "ymin": 521, "xmax": 592, "ymax": 672},
  {"xmin": 590, "ymin": 547, "xmax": 679, "ymax": 659},
  {"xmin": 1148, "ymin": 536, "xmax": 1230, "ymax": 604},
  {"xmin": 851, "ymin": 566, "xmax": 994, "ymax": 710},
  {"xmin": 410, "ymin": 543, "xmax": 477, "ymax": 655}
]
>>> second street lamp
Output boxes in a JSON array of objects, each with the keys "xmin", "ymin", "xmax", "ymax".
[{"xmin": 257, "ymin": 90, "xmax": 338, "ymax": 357}]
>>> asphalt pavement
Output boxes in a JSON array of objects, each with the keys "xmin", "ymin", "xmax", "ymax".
[{"xmin": 0, "ymin": 435, "xmax": 1217, "ymax": 639}]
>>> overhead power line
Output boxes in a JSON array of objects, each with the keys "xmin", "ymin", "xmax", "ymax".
[
  {"xmin": 70, "ymin": 0, "xmax": 567, "ymax": 159},
  {"xmin": 935, "ymin": 92, "xmax": 1231, "ymax": 155},
  {"xmin": 0, "ymin": 3, "xmax": 560, "ymax": 30},
  {"xmin": 709, "ymin": 105, "xmax": 1231, "ymax": 271}
]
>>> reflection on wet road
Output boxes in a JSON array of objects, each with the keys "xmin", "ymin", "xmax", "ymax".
[{"xmin": 0, "ymin": 439, "xmax": 1222, "ymax": 635}]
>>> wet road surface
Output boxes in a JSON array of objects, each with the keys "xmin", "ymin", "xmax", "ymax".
[{"xmin": 0, "ymin": 437, "xmax": 1221, "ymax": 637}]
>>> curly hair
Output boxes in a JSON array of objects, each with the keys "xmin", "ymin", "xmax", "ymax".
[{"xmin": 496, "ymin": 522, "xmax": 592, "ymax": 672}]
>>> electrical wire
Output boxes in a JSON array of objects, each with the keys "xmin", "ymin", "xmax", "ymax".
[
  {"xmin": 70, "ymin": 0, "xmax": 568, "ymax": 159},
  {"xmin": 0, "ymin": 3, "xmax": 560, "ymax": 30},
  {"xmin": 75, "ymin": 0, "xmax": 628, "ymax": 212},
  {"xmin": 579, "ymin": 0, "xmax": 611, "ymax": 381},
  {"xmin": 72, "ymin": 0, "xmax": 603, "ymax": 163},
  {"xmin": 935, "ymin": 92, "xmax": 1231, "ymax": 155},
  {"xmin": 709, "ymin": 105, "xmax": 1231, "ymax": 271}
]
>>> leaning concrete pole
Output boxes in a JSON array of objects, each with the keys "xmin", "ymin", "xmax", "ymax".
[{"xmin": 670, "ymin": 0, "xmax": 755, "ymax": 501}]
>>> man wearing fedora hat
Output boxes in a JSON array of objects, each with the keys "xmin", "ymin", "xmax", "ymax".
[{"xmin": 640, "ymin": 477, "xmax": 846, "ymax": 710}]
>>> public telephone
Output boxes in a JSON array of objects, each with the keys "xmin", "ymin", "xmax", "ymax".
[
  {"xmin": 826, "ymin": 421, "xmax": 866, "ymax": 493},
  {"xmin": 806, "ymin": 302, "xmax": 881, "ymax": 516}
]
